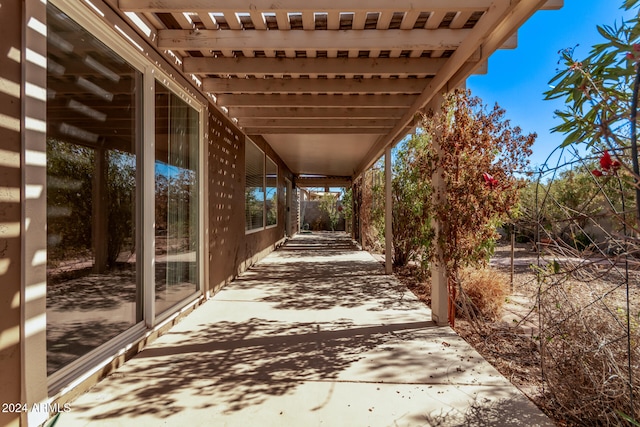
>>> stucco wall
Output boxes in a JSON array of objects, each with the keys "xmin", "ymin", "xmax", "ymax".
[
  {"xmin": 208, "ymin": 111, "xmax": 292, "ymax": 293},
  {"xmin": 0, "ymin": 1, "xmax": 23, "ymax": 425}
]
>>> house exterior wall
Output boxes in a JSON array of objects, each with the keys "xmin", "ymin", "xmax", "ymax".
[
  {"xmin": 0, "ymin": 1, "xmax": 24, "ymax": 425},
  {"xmin": 4, "ymin": 0, "xmax": 295, "ymax": 424},
  {"xmin": 207, "ymin": 112, "xmax": 292, "ymax": 293}
]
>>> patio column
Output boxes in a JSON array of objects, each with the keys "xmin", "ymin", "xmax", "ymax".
[
  {"xmin": 385, "ymin": 146, "xmax": 392, "ymax": 274},
  {"xmin": 428, "ymin": 93, "xmax": 448, "ymax": 326}
]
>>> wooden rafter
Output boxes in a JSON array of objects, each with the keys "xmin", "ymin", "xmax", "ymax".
[
  {"xmin": 183, "ymin": 57, "xmax": 452, "ymax": 76},
  {"xmin": 120, "ymin": 0, "xmax": 493, "ymax": 13},
  {"xmin": 158, "ymin": 28, "xmax": 469, "ymax": 51},
  {"xmin": 203, "ymin": 78, "xmax": 431, "ymax": 94},
  {"xmin": 226, "ymin": 107, "xmax": 405, "ymax": 119},
  {"xmin": 215, "ymin": 94, "xmax": 417, "ymax": 107},
  {"xmin": 119, "ymin": 0, "xmax": 562, "ymax": 12}
]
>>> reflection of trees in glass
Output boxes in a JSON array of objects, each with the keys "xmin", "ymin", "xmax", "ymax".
[
  {"xmin": 156, "ymin": 166, "xmax": 197, "ymax": 250},
  {"xmin": 266, "ymin": 189, "xmax": 277, "ymax": 226},
  {"xmin": 245, "ymin": 186, "xmax": 264, "ymax": 230},
  {"xmin": 47, "ymin": 139, "xmax": 94, "ymax": 265},
  {"xmin": 245, "ymin": 139, "xmax": 265, "ymax": 231},
  {"xmin": 265, "ymin": 157, "xmax": 277, "ymax": 226},
  {"xmin": 107, "ymin": 150, "xmax": 136, "ymax": 266},
  {"xmin": 46, "ymin": 139, "xmax": 136, "ymax": 268}
]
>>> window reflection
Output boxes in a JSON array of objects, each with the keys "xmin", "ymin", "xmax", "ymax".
[
  {"xmin": 245, "ymin": 140, "xmax": 265, "ymax": 231},
  {"xmin": 155, "ymin": 83, "xmax": 200, "ymax": 314},
  {"xmin": 266, "ymin": 156, "xmax": 277, "ymax": 227},
  {"xmin": 46, "ymin": 4, "xmax": 141, "ymax": 374}
]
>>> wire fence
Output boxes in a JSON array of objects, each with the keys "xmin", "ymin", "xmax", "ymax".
[{"xmin": 524, "ymin": 146, "xmax": 639, "ymax": 425}]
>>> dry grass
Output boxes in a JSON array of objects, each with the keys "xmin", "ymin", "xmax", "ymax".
[
  {"xmin": 534, "ymin": 263, "xmax": 640, "ymax": 426},
  {"xmin": 396, "ymin": 245, "xmax": 640, "ymax": 426},
  {"xmin": 458, "ymin": 268, "xmax": 509, "ymax": 321}
]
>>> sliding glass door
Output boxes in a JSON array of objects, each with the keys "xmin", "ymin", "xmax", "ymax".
[{"xmin": 154, "ymin": 83, "xmax": 200, "ymax": 314}]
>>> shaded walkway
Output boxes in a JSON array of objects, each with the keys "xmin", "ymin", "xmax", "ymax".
[{"xmin": 58, "ymin": 232, "xmax": 552, "ymax": 426}]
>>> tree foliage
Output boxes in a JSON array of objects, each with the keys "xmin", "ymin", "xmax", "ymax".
[
  {"xmin": 391, "ymin": 137, "xmax": 433, "ymax": 267},
  {"xmin": 415, "ymin": 90, "xmax": 536, "ymax": 325},
  {"xmin": 545, "ymin": 2, "xmax": 640, "ymax": 149},
  {"xmin": 545, "ymin": 0, "xmax": 640, "ymax": 225},
  {"xmin": 318, "ymin": 193, "xmax": 341, "ymax": 231}
]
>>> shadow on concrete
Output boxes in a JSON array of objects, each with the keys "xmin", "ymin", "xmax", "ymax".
[
  {"xmin": 70, "ymin": 318, "xmax": 436, "ymax": 419},
  {"xmin": 421, "ymin": 396, "xmax": 553, "ymax": 426},
  {"xmin": 61, "ymin": 232, "xmax": 552, "ymax": 426},
  {"xmin": 233, "ymin": 261, "xmax": 409, "ymax": 311},
  {"xmin": 228, "ymin": 232, "xmax": 410, "ymax": 312}
]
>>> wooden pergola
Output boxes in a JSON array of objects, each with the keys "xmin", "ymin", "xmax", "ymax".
[
  {"xmin": 116, "ymin": 0, "xmax": 561, "ymax": 180},
  {"xmin": 112, "ymin": 0, "xmax": 561, "ymax": 323}
]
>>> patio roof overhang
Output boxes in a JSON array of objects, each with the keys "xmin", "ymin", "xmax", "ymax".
[{"xmin": 114, "ymin": 0, "xmax": 562, "ymax": 180}]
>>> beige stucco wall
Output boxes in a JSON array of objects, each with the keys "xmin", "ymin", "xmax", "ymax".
[
  {"xmin": 208, "ymin": 114, "xmax": 293, "ymax": 293},
  {"xmin": 0, "ymin": 1, "xmax": 23, "ymax": 425}
]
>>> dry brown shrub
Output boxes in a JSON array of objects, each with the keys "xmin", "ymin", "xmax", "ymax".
[
  {"xmin": 457, "ymin": 268, "xmax": 509, "ymax": 321},
  {"xmin": 537, "ymin": 273, "xmax": 640, "ymax": 425}
]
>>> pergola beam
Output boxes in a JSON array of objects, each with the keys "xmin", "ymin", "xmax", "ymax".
[
  {"xmin": 246, "ymin": 127, "xmax": 393, "ymax": 134},
  {"xmin": 294, "ymin": 176, "xmax": 352, "ymax": 188},
  {"xmin": 120, "ymin": 0, "xmax": 562, "ymax": 12},
  {"xmin": 121, "ymin": 0, "xmax": 491, "ymax": 12},
  {"xmin": 216, "ymin": 94, "xmax": 417, "ymax": 107},
  {"xmin": 239, "ymin": 118, "xmax": 397, "ymax": 128},
  {"xmin": 184, "ymin": 57, "xmax": 450, "ymax": 76},
  {"xmin": 204, "ymin": 77, "xmax": 431, "ymax": 94},
  {"xmin": 158, "ymin": 29, "xmax": 469, "ymax": 51},
  {"xmin": 227, "ymin": 107, "xmax": 405, "ymax": 119}
]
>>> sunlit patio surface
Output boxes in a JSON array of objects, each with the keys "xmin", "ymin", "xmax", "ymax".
[{"xmin": 57, "ymin": 232, "xmax": 552, "ymax": 426}]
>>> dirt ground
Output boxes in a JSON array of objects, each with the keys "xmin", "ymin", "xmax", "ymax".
[{"xmin": 395, "ymin": 242, "xmax": 640, "ymax": 426}]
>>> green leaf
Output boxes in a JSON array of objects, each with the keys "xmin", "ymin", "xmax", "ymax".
[{"xmin": 616, "ymin": 411, "xmax": 640, "ymax": 426}]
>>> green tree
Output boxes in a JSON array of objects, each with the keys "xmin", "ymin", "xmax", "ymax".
[
  {"xmin": 318, "ymin": 193, "xmax": 341, "ymax": 231},
  {"xmin": 341, "ymin": 188, "xmax": 354, "ymax": 233},
  {"xmin": 545, "ymin": 0, "xmax": 640, "ymax": 224},
  {"xmin": 360, "ymin": 165, "xmax": 385, "ymax": 251},
  {"xmin": 391, "ymin": 138, "xmax": 433, "ymax": 267}
]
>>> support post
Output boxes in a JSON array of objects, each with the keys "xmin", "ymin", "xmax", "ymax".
[
  {"xmin": 511, "ymin": 224, "xmax": 515, "ymax": 292},
  {"xmin": 430, "ymin": 165, "xmax": 448, "ymax": 325},
  {"xmin": 427, "ymin": 93, "xmax": 449, "ymax": 326},
  {"xmin": 385, "ymin": 147, "xmax": 392, "ymax": 274}
]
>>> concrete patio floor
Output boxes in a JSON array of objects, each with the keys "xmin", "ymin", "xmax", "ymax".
[{"xmin": 56, "ymin": 232, "xmax": 553, "ymax": 427}]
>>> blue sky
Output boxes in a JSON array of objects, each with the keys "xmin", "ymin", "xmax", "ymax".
[{"xmin": 467, "ymin": 1, "xmax": 637, "ymax": 169}]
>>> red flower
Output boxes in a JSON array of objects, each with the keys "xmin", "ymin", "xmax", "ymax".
[
  {"xmin": 612, "ymin": 160, "xmax": 621, "ymax": 170},
  {"xmin": 483, "ymin": 172, "xmax": 498, "ymax": 189},
  {"xmin": 592, "ymin": 169, "xmax": 603, "ymax": 177},
  {"xmin": 600, "ymin": 150, "xmax": 613, "ymax": 171}
]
